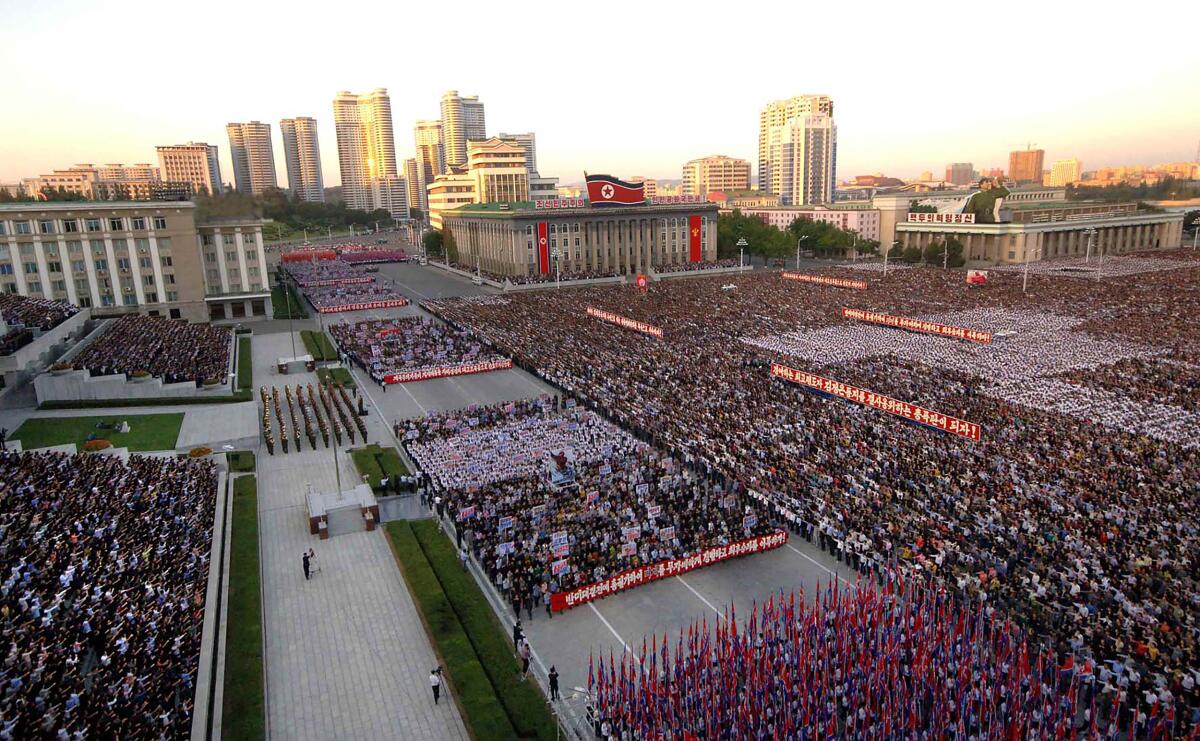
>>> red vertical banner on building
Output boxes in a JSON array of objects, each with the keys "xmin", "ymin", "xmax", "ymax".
[
  {"xmin": 688, "ymin": 215, "xmax": 702, "ymax": 262},
  {"xmin": 537, "ymin": 222, "xmax": 550, "ymax": 274}
]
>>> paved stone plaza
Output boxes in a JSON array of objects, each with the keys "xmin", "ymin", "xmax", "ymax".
[{"xmin": 251, "ymin": 330, "xmax": 468, "ymax": 740}]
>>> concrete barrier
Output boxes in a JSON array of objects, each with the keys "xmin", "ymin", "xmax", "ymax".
[
  {"xmin": 0, "ymin": 309, "xmax": 91, "ymax": 388},
  {"xmin": 34, "ymin": 369, "xmax": 233, "ymax": 404}
]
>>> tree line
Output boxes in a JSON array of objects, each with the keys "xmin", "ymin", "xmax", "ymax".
[{"xmin": 716, "ymin": 210, "xmax": 881, "ymax": 263}]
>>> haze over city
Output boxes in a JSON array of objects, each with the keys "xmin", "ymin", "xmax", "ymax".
[{"xmin": 2, "ymin": 0, "xmax": 1198, "ymax": 185}]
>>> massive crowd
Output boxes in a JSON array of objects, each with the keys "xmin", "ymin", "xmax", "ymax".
[
  {"xmin": 69, "ymin": 314, "xmax": 231, "ymax": 385},
  {"xmin": 653, "ymin": 258, "xmax": 741, "ymax": 273},
  {"xmin": 423, "ymin": 252, "xmax": 1200, "ymax": 733},
  {"xmin": 300, "ymin": 278, "xmax": 409, "ymax": 312},
  {"xmin": 0, "ymin": 295, "xmax": 80, "ymax": 357},
  {"xmin": 283, "ymin": 260, "xmax": 372, "ymax": 287},
  {"xmin": 0, "ymin": 293, "xmax": 80, "ymax": 331},
  {"xmin": 337, "ymin": 247, "xmax": 409, "ymax": 264},
  {"xmin": 0, "ymin": 450, "xmax": 218, "ymax": 739},
  {"xmin": 592, "ymin": 575, "xmax": 1198, "ymax": 739},
  {"xmin": 402, "ymin": 397, "xmax": 774, "ymax": 605},
  {"xmin": 328, "ymin": 317, "xmax": 503, "ymax": 384}
]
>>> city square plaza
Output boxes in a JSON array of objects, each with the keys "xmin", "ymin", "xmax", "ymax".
[{"xmin": 2, "ymin": 247, "xmax": 1198, "ymax": 739}]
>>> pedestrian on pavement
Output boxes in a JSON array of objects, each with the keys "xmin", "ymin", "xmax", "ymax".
[
  {"xmin": 380, "ymin": 475, "xmax": 389, "ymax": 493},
  {"xmin": 429, "ymin": 667, "xmax": 442, "ymax": 705},
  {"xmin": 513, "ymin": 620, "xmax": 524, "ymax": 647},
  {"xmin": 543, "ymin": 588, "xmax": 552, "ymax": 619},
  {"xmin": 525, "ymin": 595, "xmax": 533, "ymax": 621},
  {"xmin": 302, "ymin": 551, "xmax": 311, "ymax": 581},
  {"xmin": 0, "ymin": 427, "xmax": 7, "ymax": 451},
  {"xmin": 459, "ymin": 546, "xmax": 469, "ymax": 571},
  {"xmin": 518, "ymin": 641, "xmax": 531, "ymax": 681},
  {"xmin": 549, "ymin": 666, "xmax": 560, "ymax": 700}
]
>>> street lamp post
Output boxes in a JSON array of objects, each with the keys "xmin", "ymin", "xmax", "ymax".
[
  {"xmin": 885, "ymin": 240, "xmax": 899, "ymax": 277},
  {"xmin": 736, "ymin": 237, "xmax": 748, "ymax": 272},
  {"xmin": 1084, "ymin": 227, "xmax": 1096, "ymax": 263},
  {"xmin": 1022, "ymin": 245, "xmax": 1041, "ymax": 294},
  {"xmin": 553, "ymin": 248, "xmax": 561, "ymax": 289},
  {"xmin": 796, "ymin": 235, "xmax": 809, "ymax": 269}
]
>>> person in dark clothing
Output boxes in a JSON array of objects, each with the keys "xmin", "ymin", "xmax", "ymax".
[
  {"xmin": 513, "ymin": 620, "xmax": 524, "ymax": 647},
  {"xmin": 549, "ymin": 666, "xmax": 560, "ymax": 700},
  {"xmin": 302, "ymin": 551, "xmax": 311, "ymax": 580}
]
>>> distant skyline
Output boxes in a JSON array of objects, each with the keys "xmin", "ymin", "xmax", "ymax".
[{"xmin": 2, "ymin": 0, "xmax": 1198, "ymax": 189}]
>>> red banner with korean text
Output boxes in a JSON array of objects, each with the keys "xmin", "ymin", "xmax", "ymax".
[
  {"xmin": 316, "ymin": 298, "xmax": 410, "ymax": 314},
  {"xmin": 585, "ymin": 306, "xmax": 663, "ymax": 338},
  {"xmin": 689, "ymin": 215, "xmax": 702, "ymax": 262},
  {"xmin": 841, "ymin": 308, "xmax": 992, "ymax": 343},
  {"xmin": 770, "ymin": 363, "xmax": 982, "ymax": 441},
  {"xmin": 550, "ymin": 530, "xmax": 787, "ymax": 612},
  {"xmin": 537, "ymin": 222, "xmax": 550, "ymax": 275},
  {"xmin": 383, "ymin": 358, "xmax": 513, "ymax": 385},
  {"xmin": 782, "ymin": 272, "xmax": 867, "ymax": 290}
]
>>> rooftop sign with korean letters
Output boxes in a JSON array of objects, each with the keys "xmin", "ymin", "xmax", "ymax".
[
  {"xmin": 533, "ymin": 198, "xmax": 587, "ymax": 209},
  {"xmin": 907, "ymin": 212, "xmax": 977, "ymax": 224},
  {"xmin": 649, "ymin": 195, "xmax": 707, "ymax": 205}
]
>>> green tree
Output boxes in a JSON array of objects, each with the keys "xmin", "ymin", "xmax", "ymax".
[
  {"xmin": 1183, "ymin": 210, "xmax": 1199, "ymax": 232},
  {"xmin": 909, "ymin": 204, "xmax": 938, "ymax": 214},
  {"xmin": 423, "ymin": 229, "xmax": 444, "ymax": 256},
  {"xmin": 902, "ymin": 245, "xmax": 923, "ymax": 264}
]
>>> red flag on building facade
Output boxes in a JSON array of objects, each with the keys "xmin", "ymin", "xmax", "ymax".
[
  {"xmin": 688, "ymin": 215, "xmax": 702, "ymax": 262},
  {"xmin": 536, "ymin": 222, "xmax": 549, "ymax": 275}
]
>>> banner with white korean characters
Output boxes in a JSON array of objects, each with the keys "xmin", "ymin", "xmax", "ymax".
[
  {"xmin": 383, "ymin": 359, "xmax": 513, "ymax": 385},
  {"xmin": 770, "ymin": 362, "xmax": 981, "ymax": 441},
  {"xmin": 841, "ymin": 308, "xmax": 992, "ymax": 344},
  {"xmin": 781, "ymin": 272, "xmax": 868, "ymax": 290},
  {"xmin": 550, "ymin": 530, "xmax": 787, "ymax": 612},
  {"xmin": 585, "ymin": 306, "xmax": 664, "ymax": 338}
]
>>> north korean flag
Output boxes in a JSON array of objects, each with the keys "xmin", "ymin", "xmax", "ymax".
[{"xmin": 585, "ymin": 173, "xmax": 645, "ymax": 206}]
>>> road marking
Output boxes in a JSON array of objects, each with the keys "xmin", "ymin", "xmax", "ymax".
[
  {"xmin": 786, "ymin": 543, "xmax": 854, "ymax": 587},
  {"xmin": 588, "ymin": 603, "xmax": 631, "ymax": 653},
  {"xmin": 447, "ymin": 377, "xmax": 482, "ymax": 405},
  {"xmin": 675, "ymin": 576, "xmax": 725, "ymax": 620}
]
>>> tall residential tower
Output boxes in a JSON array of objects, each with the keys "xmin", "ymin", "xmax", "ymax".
[
  {"xmin": 280, "ymin": 117, "xmax": 325, "ymax": 202},
  {"xmin": 332, "ymin": 89, "xmax": 399, "ymax": 213},
  {"xmin": 440, "ymin": 90, "xmax": 486, "ymax": 169},
  {"xmin": 226, "ymin": 122, "xmax": 278, "ymax": 194},
  {"xmin": 413, "ymin": 120, "xmax": 445, "ymax": 212},
  {"xmin": 758, "ymin": 95, "xmax": 834, "ymax": 201}
]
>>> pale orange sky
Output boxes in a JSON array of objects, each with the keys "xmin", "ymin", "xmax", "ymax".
[{"xmin": 2, "ymin": 0, "xmax": 1198, "ymax": 187}]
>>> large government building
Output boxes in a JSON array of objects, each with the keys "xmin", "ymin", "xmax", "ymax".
[
  {"xmin": 442, "ymin": 199, "xmax": 718, "ymax": 277},
  {"xmin": 0, "ymin": 201, "xmax": 271, "ymax": 322},
  {"xmin": 874, "ymin": 188, "xmax": 1184, "ymax": 265}
]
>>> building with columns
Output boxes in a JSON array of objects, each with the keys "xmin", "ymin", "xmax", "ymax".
[
  {"xmin": 893, "ymin": 204, "xmax": 1183, "ymax": 266},
  {"xmin": 442, "ymin": 201, "xmax": 718, "ymax": 278},
  {"xmin": 872, "ymin": 187, "xmax": 1068, "ymax": 248},
  {"xmin": 0, "ymin": 201, "xmax": 270, "ymax": 322}
]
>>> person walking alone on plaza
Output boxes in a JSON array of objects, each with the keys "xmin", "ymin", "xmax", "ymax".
[
  {"xmin": 549, "ymin": 666, "xmax": 560, "ymax": 700},
  {"xmin": 429, "ymin": 667, "xmax": 442, "ymax": 705},
  {"xmin": 518, "ymin": 641, "xmax": 531, "ymax": 681},
  {"xmin": 302, "ymin": 551, "xmax": 311, "ymax": 581}
]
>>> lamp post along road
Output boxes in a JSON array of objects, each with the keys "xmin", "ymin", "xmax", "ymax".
[
  {"xmin": 796, "ymin": 235, "xmax": 809, "ymax": 269},
  {"xmin": 1084, "ymin": 227, "xmax": 1096, "ymax": 264},
  {"xmin": 737, "ymin": 237, "xmax": 748, "ymax": 272}
]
